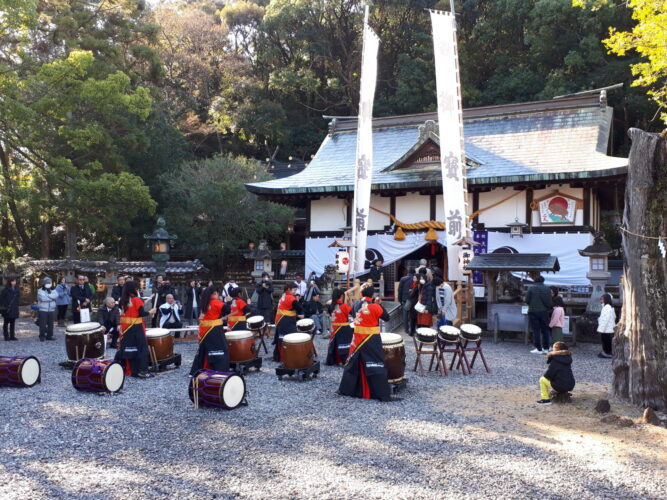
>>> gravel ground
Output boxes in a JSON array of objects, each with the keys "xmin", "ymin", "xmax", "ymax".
[{"xmin": 1, "ymin": 318, "xmax": 665, "ymax": 500}]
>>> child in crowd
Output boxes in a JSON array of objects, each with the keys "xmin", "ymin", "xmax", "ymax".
[
  {"xmin": 549, "ymin": 296, "xmax": 565, "ymax": 343},
  {"xmin": 537, "ymin": 341, "xmax": 575, "ymax": 405}
]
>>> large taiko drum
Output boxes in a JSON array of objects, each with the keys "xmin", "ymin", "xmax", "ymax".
[
  {"xmin": 146, "ymin": 328, "xmax": 174, "ymax": 362},
  {"xmin": 225, "ymin": 330, "xmax": 256, "ymax": 363},
  {"xmin": 460, "ymin": 323, "xmax": 482, "ymax": 342},
  {"xmin": 416, "ymin": 327, "xmax": 438, "ymax": 344},
  {"xmin": 281, "ymin": 332, "xmax": 315, "ymax": 370},
  {"xmin": 65, "ymin": 322, "xmax": 105, "ymax": 362},
  {"xmin": 381, "ymin": 333, "xmax": 406, "ymax": 384},
  {"xmin": 0, "ymin": 356, "xmax": 41, "ymax": 388},
  {"xmin": 189, "ymin": 370, "xmax": 246, "ymax": 409},
  {"xmin": 246, "ymin": 315, "xmax": 265, "ymax": 331},
  {"xmin": 296, "ymin": 318, "xmax": 315, "ymax": 334},
  {"xmin": 72, "ymin": 358, "xmax": 125, "ymax": 393}
]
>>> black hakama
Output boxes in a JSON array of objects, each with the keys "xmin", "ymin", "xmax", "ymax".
[
  {"xmin": 190, "ymin": 324, "xmax": 230, "ymax": 376},
  {"xmin": 325, "ymin": 324, "xmax": 353, "ymax": 366},
  {"xmin": 272, "ymin": 315, "xmax": 297, "ymax": 362},
  {"xmin": 338, "ymin": 335, "xmax": 391, "ymax": 402},
  {"xmin": 115, "ymin": 322, "xmax": 150, "ymax": 377}
]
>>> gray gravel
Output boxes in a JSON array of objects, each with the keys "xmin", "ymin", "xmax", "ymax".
[{"xmin": 1, "ymin": 318, "xmax": 665, "ymax": 500}]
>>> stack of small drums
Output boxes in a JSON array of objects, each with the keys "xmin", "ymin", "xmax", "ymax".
[
  {"xmin": 296, "ymin": 318, "xmax": 315, "ymax": 334},
  {"xmin": 281, "ymin": 332, "xmax": 315, "ymax": 370},
  {"xmin": 460, "ymin": 324, "xmax": 482, "ymax": 341},
  {"xmin": 189, "ymin": 370, "xmax": 246, "ymax": 410},
  {"xmin": 145, "ymin": 328, "xmax": 174, "ymax": 363},
  {"xmin": 0, "ymin": 356, "xmax": 41, "ymax": 388},
  {"xmin": 416, "ymin": 327, "xmax": 438, "ymax": 344},
  {"xmin": 438, "ymin": 325, "xmax": 461, "ymax": 343},
  {"xmin": 226, "ymin": 330, "xmax": 257, "ymax": 363},
  {"xmin": 65, "ymin": 322, "xmax": 105, "ymax": 362},
  {"xmin": 72, "ymin": 359, "xmax": 125, "ymax": 393},
  {"xmin": 380, "ymin": 333, "xmax": 406, "ymax": 384}
]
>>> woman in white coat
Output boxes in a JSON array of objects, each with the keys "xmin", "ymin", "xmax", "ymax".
[{"xmin": 597, "ymin": 293, "xmax": 616, "ymax": 358}]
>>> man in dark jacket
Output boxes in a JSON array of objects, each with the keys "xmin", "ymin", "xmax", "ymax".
[
  {"xmin": 0, "ymin": 278, "xmax": 20, "ymax": 340},
  {"xmin": 525, "ymin": 274, "xmax": 553, "ymax": 354},
  {"xmin": 110, "ymin": 275, "xmax": 125, "ymax": 303},
  {"xmin": 255, "ymin": 272, "xmax": 274, "ymax": 323},
  {"xmin": 368, "ymin": 260, "xmax": 383, "ymax": 282},
  {"xmin": 304, "ymin": 292, "xmax": 324, "ymax": 334},
  {"xmin": 537, "ymin": 341, "xmax": 575, "ymax": 405},
  {"xmin": 398, "ymin": 269, "xmax": 416, "ymax": 335},
  {"xmin": 97, "ymin": 297, "xmax": 121, "ymax": 348},
  {"xmin": 70, "ymin": 274, "xmax": 93, "ymax": 324}
]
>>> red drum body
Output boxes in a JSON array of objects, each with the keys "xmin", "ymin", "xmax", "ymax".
[
  {"xmin": 72, "ymin": 358, "xmax": 125, "ymax": 393},
  {"xmin": 381, "ymin": 333, "xmax": 406, "ymax": 384},
  {"xmin": 226, "ymin": 331, "xmax": 256, "ymax": 363},
  {"xmin": 0, "ymin": 356, "xmax": 41, "ymax": 388},
  {"xmin": 281, "ymin": 333, "xmax": 315, "ymax": 370},
  {"xmin": 146, "ymin": 328, "xmax": 174, "ymax": 362},
  {"xmin": 189, "ymin": 370, "xmax": 246, "ymax": 409},
  {"xmin": 65, "ymin": 322, "xmax": 105, "ymax": 362}
]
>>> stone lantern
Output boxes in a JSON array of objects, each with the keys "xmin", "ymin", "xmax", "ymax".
[
  {"xmin": 246, "ymin": 240, "xmax": 272, "ymax": 281},
  {"xmin": 506, "ymin": 217, "xmax": 529, "ymax": 238},
  {"xmin": 144, "ymin": 217, "xmax": 177, "ymax": 281},
  {"xmin": 578, "ymin": 233, "xmax": 614, "ymax": 314}
]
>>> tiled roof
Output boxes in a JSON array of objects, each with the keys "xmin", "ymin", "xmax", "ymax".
[
  {"xmin": 23, "ymin": 259, "xmax": 208, "ymax": 274},
  {"xmin": 466, "ymin": 253, "xmax": 560, "ymax": 272},
  {"xmin": 247, "ymin": 94, "xmax": 627, "ymax": 196}
]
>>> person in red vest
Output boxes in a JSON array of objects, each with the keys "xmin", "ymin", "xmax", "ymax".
[
  {"xmin": 190, "ymin": 285, "xmax": 230, "ymax": 376},
  {"xmin": 115, "ymin": 281, "xmax": 155, "ymax": 378},
  {"xmin": 338, "ymin": 284, "xmax": 391, "ymax": 401},
  {"xmin": 325, "ymin": 288, "xmax": 353, "ymax": 366},
  {"xmin": 272, "ymin": 283, "xmax": 303, "ymax": 361},
  {"xmin": 227, "ymin": 287, "xmax": 251, "ymax": 330}
]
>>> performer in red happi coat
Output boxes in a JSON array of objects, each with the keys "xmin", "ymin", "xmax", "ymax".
[
  {"xmin": 227, "ymin": 287, "xmax": 251, "ymax": 331},
  {"xmin": 325, "ymin": 288, "xmax": 353, "ymax": 366},
  {"xmin": 115, "ymin": 281, "xmax": 155, "ymax": 378},
  {"xmin": 190, "ymin": 286, "xmax": 230, "ymax": 376},
  {"xmin": 272, "ymin": 283, "xmax": 303, "ymax": 361}
]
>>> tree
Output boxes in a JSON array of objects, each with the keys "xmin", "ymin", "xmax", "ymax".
[
  {"xmin": 613, "ymin": 128, "xmax": 667, "ymax": 411},
  {"xmin": 161, "ymin": 154, "xmax": 294, "ymax": 271}
]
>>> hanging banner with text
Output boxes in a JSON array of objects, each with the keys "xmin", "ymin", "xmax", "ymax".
[
  {"xmin": 351, "ymin": 18, "xmax": 380, "ymax": 274},
  {"xmin": 431, "ymin": 9, "xmax": 467, "ymax": 281}
]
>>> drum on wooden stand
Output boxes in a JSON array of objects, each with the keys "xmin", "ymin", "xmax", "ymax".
[
  {"xmin": 72, "ymin": 358, "xmax": 125, "ymax": 393},
  {"xmin": 246, "ymin": 315, "xmax": 265, "ymax": 331},
  {"xmin": 189, "ymin": 370, "xmax": 246, "ymax": 409},
  {"xmin": 460, "ymin": 324, "xmax": 482, "ymax": 341},
  {"xmin": 416, "ymin": 327, "xmax": 438, "ymax": 344},
  {"xmin": 438, "ymin": 325, "xmax": 461, "ymax": 343},
  {"xmin": 0, "ymin": 356, "xmax": 41, "ymax": 388},
  {"xmin": 381, "ymin": 333, "xmax": 406, "ymax": 384},
  {"xmin": 296, "ymin": 318, "xmax": 315, "ymax": 334},
  {"xmin": 65, "ymin": 322, "xmax": 105, "ymax": 362},
  {"xmin": 146, "ymin": 328, "xmax": 174, "ymax": 363},
  {"xmin": 281, "ymin": 333, "xmax": 315, "ymax": 370},
  {"xmin": 226, "ymin": 330, "xmax": 257, "ymax": 363}
]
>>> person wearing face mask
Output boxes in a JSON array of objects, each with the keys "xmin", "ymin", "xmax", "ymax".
[
  {"xmin": 413, "ymin": 269, "xmax": 437, "ymax": 329},
  {"xmin": 37, "ymin": 277, "xmax": 59, "ymax": 341},
  {"xmin": 254, "ymin": 272, "xmax": 274, "ymax": 324}
]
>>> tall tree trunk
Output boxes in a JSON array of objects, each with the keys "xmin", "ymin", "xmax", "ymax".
[
  {"xmin": 613, "ymin": 128, "xmax": 667, "ymax": 411},
  {"xmin": 41, "ymin": 221, "xmax": 50, "ymax": 259},
  {"xmin": 64, "ymin": 220, "xmax": 78, "ymax": 259},
  {"xmin": 0, "ymin": 142, "xmax": 32, "ymax": 252}
]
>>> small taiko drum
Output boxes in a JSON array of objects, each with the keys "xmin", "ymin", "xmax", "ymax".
[
  {"xmin": 65, "ymin": 322, "xmax": 105, "ymax": 362},
  {"xmin": 0, "ymin": 356, "xmax": 41, "ymax": 388},
  {"xmin": 72, "ymin": 358, "xmax": 125, "ymax": 393},
  {"xmin": 416, "ymin": 327, "xmax": 438, "ymax": 344},
  {"xmin": 246, "ymin": 315, "xmax": 265, "ymax": 331},
  {"xmin": 189, "ymin": 370, "xmax": 246, "ymax": 409},
  {"xmin": 381, "ymin": 333, "xmax": 406, "ymax": 384},
  {"xmin": 296, "ymin": 318, "xmax": 315, "ymax": 334},
  {"xmin": 460, "ymin": 323, "xmax": 482, "ymax": 342},
  {"xmin": 146, "ymin": 328, "xmax": 174, "ymax": 362},
  {"xmin": 226, "ymin": 330, "xmax": 256, "ymax": 363},
  {"xmin": 438, "ymin": 325, "xmax": 461, "ymax": 343},
  {"xmin": 281, "ymin": 333, "xmax": 315, "ymax": 370}
]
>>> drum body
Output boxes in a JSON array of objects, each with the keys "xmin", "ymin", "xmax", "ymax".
[
  {"xmin": 381, "ymin": 333, "xmax": 406, "ymax": 384},
  {"xmin": 146, "ymin": 328, "xmax": 174, "ymax": 362},
  {"xmin": 438, "ymin": 325, "xmax": 461, "ymax": 343},
  {"xmin": 296, "ymin": 318, "xmax": 315, "ymax": 334},
  {"xmin": 72, "ymin": 358, "xmax": 125, "ymax": 393},
  {"xmin": 226, "ymin": 330, "xmax": 256, "ymax": 363},
  {"xmin": 189, "ymin": 370, "xmax": 246, "ymax": 409},
  {"xmin": 246, "ymin": 315, "xmax": 265, "ymax": 331},
  {"xmin": 460, "ymin": 323, "xmax": 482, "ymax": 341},
  {"xmin": 65, "ymin": 322, "xmax": 105, "ymax": 362},
  {"xmin": 416, "ymin": 327, "xmax": 438, "ymax": 344},
  {"xmin": 0, "ymin": 356, "xmax": 41, "ymax": 388},
  {"xmin": 281, "ymin": 332, "xmax": 315, "ymax": 370}
]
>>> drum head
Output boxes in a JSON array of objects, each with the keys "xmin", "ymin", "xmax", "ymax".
[
  {"xmin": 381, "ymin": 332, "xmax": 403, "ymax": 345},
  {"xmin": 222, "ymin": 374, "xmax": 246, "ymax": 409},
  {"xmin": 146, "ymin": 328, "xmax": 171, "ymax": 338},
  {"xmin": 247, "ymin": 315, "xmax": 264, "ymax": 327},
  {"xmin": 104, "ymin": 362, "xmax": 125, "ymax": 393},
  {"xmin": 21, "ymin": 357, "xmax": 40, "ymax": 387},
  {"xmin": 226, "ymin": 330, "xmax": 254, "ymax": 340},
  {"xmin": 66, "ymin": 322, "xmax": 102, "ymax": 334},
  {"xmin": 283, "ymin": 332, "xmax": 311, "ymax": 344},
  {"xmin": 296, "ymin": 319, "xmax": 315, "ymax": 332},
  {"xmin": 460, "ymin": 324, "xmax": 482, "ymax": 335},
  {"xmin": 439, "ymin": 325, "xmax": 460, "ymax": 335}
]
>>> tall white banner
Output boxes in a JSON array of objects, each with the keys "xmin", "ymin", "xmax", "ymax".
[
  {"xmin": 431, "ymin": 9, "xmax": 467, "ymax": 281},
  {"xmin": 351, "ymin": 14, "xmax": 380, "ymax": 274}
]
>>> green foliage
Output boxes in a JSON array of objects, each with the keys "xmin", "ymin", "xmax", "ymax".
[{"xmin": 161, "ymin": 154, "xmax": 294, "ymax": 268}]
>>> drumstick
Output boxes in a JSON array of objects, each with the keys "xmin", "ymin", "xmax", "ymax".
[
  {"xmin": 75, "ymin": 345, "xmax": 79, "ymax": 361},
  {"xmin": 82, "ymin": 345, "xmax": 86, "ymax": 359}
]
